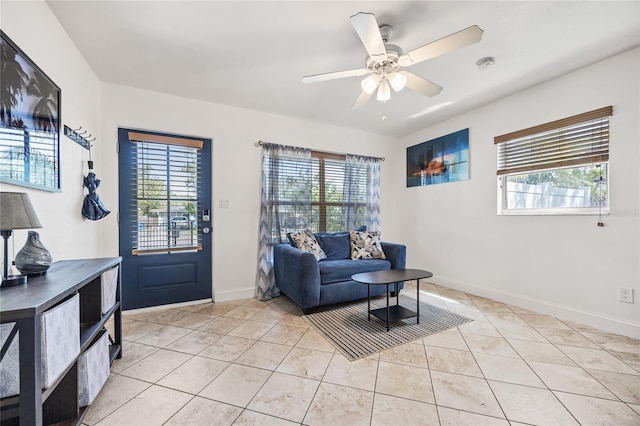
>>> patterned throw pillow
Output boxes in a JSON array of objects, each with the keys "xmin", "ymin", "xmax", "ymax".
[
  {"xmin": 350, "ymin": 230, "xmax": 386, "ymax": 260},
  {"xmin": 289, "ymin": 229, "xmax": 327, "ymax": 261}
]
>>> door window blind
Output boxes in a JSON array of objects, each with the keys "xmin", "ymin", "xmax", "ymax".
[{"xmin": 128, "ymin": 132, "xmax": 203, "ymax": 254}]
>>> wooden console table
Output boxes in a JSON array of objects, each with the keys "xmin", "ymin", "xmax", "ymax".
[{"xmin": 0, "ymin": 257, "xmax": 123, "ymax": 426}]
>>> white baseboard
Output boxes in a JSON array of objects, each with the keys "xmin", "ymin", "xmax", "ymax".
[
  {"xmin": 431, "ymin": 277, "xmax": 640, "ymax": 339},
  {"xmin": 123, "ymin": 298, "xmax": 213, "ymax": 314},
  {"xmin": 214, "ymin": 287, "xmax": 255, "ymax": 302}
]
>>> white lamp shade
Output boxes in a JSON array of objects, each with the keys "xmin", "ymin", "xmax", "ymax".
[
  {"xmin": 389, "ymin": 71, "xmax": 408, "ymax": 92},
  {"xmin": 361, "ymin": 74, "xmax": 381, "ymax": 94},
  {"xmin": 376, "ymin": 79, "xmax": 391, "ymax": 102}
]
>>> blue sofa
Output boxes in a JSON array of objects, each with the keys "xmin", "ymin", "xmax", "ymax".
[{"xmin": 274, "ymin": 231, "xmax": 407, "ymax": 313}]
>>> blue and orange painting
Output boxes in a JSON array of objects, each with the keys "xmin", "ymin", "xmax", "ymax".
[{"xmin": 406, "ymin": 128, "xmax": 469, "ymax": 187}]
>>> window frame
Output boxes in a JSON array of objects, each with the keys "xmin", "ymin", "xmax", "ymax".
[{"xmin": 495, "ymin": 107, "xmax": 612, "ymax": 216}]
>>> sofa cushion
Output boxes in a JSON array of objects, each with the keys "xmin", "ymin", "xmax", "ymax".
[
  {"xmin": 315, "ymin": 232, "xmax": 350, "ymax": 260},
  {"xmin": 318, "ymin": 259, "xmax": 391, "ymax": 285},
  {"xmin": 289, "ymin": 229, "xmax": 326, "ymax": 261},
  {"xmin": 350, "ymin": 231, "xmax": 386, "ymax": 260}
]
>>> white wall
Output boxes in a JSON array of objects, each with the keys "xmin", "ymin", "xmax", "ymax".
[
  {"xmin": 399, "ymin": 48, "xmax": 640, "ymax": 338},
  {"xmin": 99, "ymin": 85, "xmax": 400, "ymax": 301},
  {"xmin": 0, "ymin": 0, "xmax": 103, "ymax": 269}
]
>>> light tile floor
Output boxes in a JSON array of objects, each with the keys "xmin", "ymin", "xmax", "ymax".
[{"xmin": 89, "ymin": 282, "xmax": 640, "ymax": 425}]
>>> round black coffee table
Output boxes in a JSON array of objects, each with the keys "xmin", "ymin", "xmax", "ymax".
[{"xmin": 351, "ymin": 269, "xmax": 433, "ymax": 331}]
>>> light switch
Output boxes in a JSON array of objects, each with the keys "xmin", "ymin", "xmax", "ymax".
[{"xmin": 219, "ymin": 199, "xmax": 230, "ymax": 208}]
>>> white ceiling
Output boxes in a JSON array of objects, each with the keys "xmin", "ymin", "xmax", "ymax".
[{"xmin": 46, "ymin": 1, "xmax": 639, "ymax": 138}]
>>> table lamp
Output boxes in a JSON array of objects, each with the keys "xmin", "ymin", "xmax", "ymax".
[{"xmin": 0, "ymin": 192, "xmax": 42, "ymax": 287}]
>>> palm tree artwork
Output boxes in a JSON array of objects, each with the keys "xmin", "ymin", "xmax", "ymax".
[
  {"xmin": 26, "ymin": 74, "xmax": 58, "ymax": 132},
  {"xmin": 1, "ymin": 30, "xmax": 60, "ymax": 190},
  {"xmin": 0, "ymin": 36, "xmax": 29, "ymax": 127}
]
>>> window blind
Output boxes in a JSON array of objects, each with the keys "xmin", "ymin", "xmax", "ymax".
[
  {"xmin": 311, "ymin": 152, "xmax": 368, "ymax": 232},
  {"xmin": 494, "ymin": 106, "xmax": 612, "ymax": 176},
  {"xmin": 263, "ymin": 149, "xmax": 313, "ymax": 236},
  {"xmin": 128, "ymin": 132, "xmax": 203, "ymax": 254}
]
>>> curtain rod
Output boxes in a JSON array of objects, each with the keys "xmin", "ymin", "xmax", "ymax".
[{"xmin": 257, "ymin": 140, "xmax": 385, "ymax": 161}]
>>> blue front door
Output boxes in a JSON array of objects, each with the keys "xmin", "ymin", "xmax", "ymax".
[{"xmin": 117, "ymin": 128, "xmax": 212, "ymax": 310}]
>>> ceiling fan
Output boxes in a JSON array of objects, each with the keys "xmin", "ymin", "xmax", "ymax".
[{"xmin": 302, "ymin": 12, "xmax": 484, "ymax": 108}]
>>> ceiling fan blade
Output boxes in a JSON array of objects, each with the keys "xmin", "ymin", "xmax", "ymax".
[
  {"xmin": 302, "ymin": 68, "xmax": 369, "ymax": 84},
  {"xmin": 401, "ymin": 25, "xmax": 484, "ymax": 66},
  {"xmin": 350, "ymin": 12, "xmax": 387, "ymax": 63},
  {"xmin": 405, "ymin": 72, "xmax": 443, "ymax": 97},
  {"xmin": 352, "ymin": 90, "xmax": 373, "ymax": 109}
]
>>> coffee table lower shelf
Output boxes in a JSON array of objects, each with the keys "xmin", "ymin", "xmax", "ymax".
[{"xmin": 370, "ymin": 305, "xmax": 417, "ymax": 323}]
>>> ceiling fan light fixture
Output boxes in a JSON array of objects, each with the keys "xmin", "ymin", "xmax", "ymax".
[
  {"xmin": 389, "ymin": 71, "xmax": 408, "ymax": 92},
  {"xmin": 361, "ymin": 74, "xmax": 380, "ymax": 94},
  {"xmin": 377, "ymin": 78, "xmax": 391, "ymax": 102}
]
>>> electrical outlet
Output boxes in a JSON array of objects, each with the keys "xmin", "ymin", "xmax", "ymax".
[{"xmin": 619, "ymin": 287, "xmax": 634, "ymax": 303}]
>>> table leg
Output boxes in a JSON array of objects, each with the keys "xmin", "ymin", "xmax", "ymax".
[
  {"xmin": 367, "ymin": 284, "xmax": 371, "ymax": 321},
  {"xmin": 18, "ymin": 316, "xmax": 43, "ymax": 425},
  {"xmin": 416, "ymin": 279, "xmax": 420, "ymax": 324},
  {"xmin": 386, "ymin": 283, "xmax": 390, "ymax": 332}
]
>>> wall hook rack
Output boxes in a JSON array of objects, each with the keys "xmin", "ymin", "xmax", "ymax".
[{"xmin": 64, "ymin": 124, "xmax": 94, "ymax": 150}]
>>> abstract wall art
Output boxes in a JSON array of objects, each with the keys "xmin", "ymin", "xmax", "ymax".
[{"xmin": 406, "ymin": 128, "xmax": 469, "ymax": 187}]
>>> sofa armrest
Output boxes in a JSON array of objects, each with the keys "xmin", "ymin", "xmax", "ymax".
[
  {"xmin": 381, "ymin": 242, "xmax": 406, "ymax": 270},
  {"xmin": 273, "ymin": 243, "xmax": 321, "ymax": 310}
]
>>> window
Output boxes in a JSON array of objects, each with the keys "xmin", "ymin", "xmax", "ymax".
[
  {"xmin": 259, "ymin": 143, "xmax": 380, "ymax": 243},
  {"xmin": 311, "ymin": 152, "xmax": 369, "ymax": 233},
  {"xmin": 128, "ymin": 131, "xmax": 203, "ymax": 254},
  {"xmin": 495, "ymin": 106, "xmax": 612, "ymax": 215}
]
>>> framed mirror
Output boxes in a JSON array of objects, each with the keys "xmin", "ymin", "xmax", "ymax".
[{"xmin": 1, "ymin": 30, "xmax": 61, "ymax": 192}]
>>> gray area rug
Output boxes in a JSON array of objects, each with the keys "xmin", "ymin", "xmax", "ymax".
[{"xmin": 304, "ymin": 294, "xmax": 473, "ymax": 361}]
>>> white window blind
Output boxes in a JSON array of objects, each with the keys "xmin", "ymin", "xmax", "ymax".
[{"xmin": 495, "ymin": 106, "xmax": 612, "ymax": 175}]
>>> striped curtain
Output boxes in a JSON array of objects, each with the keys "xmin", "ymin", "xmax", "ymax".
[
  {"xmin": 345, "ymin": 154, "xmax": 381, "ymax": 232},
  {"xmin": 255, "ymin": 143, "xmax": 311, "ymax": 300}
]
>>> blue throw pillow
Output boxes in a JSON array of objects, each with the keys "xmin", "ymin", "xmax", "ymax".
[{"xmin": 315, "ymin": 232, "xmax": 350, "ymax": 260}]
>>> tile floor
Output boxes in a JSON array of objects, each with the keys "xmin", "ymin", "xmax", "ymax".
[{"xmin": 89, "ymin": 282, "xmax": 640, "ymax": 425}]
